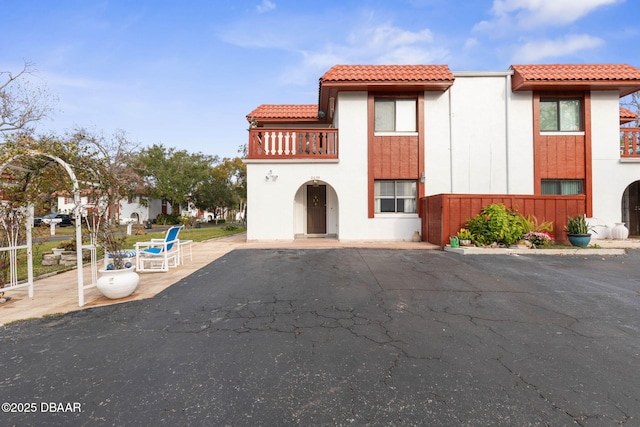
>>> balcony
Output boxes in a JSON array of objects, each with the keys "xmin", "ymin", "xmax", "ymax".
[
  {"xmin": 621, "ymin": 127, "xmax": 640, "ymax": 158},
  {"xmin": 248, "ymin": 128, "xmax": 338, "ymax": 160}
]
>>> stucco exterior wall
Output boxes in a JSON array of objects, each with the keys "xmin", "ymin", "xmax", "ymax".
[
  {"xmin": 591, "ymin": 90, "xmax": 637, "ymax": 228},
  {"xmin": 424, "ymin": 74, "xmax": 534, "ymax": 196}
]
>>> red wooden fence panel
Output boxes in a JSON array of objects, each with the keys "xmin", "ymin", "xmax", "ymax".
[{"xmin": 421, "ymin": 194, "xmax": 587, "ymax": 246}]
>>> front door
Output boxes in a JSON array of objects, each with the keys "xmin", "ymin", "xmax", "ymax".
[
  {"xmin": 307, "ymin": 185, "xmax": 326, "ymax": 234},
  {"xmin": 627, "ymin": 181, "xmax": 640, "ymax": 236}
]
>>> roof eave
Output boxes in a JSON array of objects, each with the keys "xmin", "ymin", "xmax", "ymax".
[{"xmin": 512, "ymin": 80, "xmax": 640, "ymax": 97}]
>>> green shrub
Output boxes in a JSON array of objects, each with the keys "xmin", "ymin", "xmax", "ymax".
[
  {"xmin": 518, "ymin": 214, "xmax": 553, "ymax": 233},
  {"xmin": 155, "ymin": 214, "xmax": 180, "ymax": 225},
  {"xmin": 465, "ymin": 203, "xmax": 524, "ymax": 246}
]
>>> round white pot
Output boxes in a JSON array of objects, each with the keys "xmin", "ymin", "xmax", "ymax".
[
  {"xmin": 96, "ymin": 266, "xmax": 140, "ymax": 299},
  {"xmin": 611, "ymin": 222, "xmax": 629, "ymax": 240}
]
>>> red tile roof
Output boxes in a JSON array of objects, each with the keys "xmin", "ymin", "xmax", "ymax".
[
  {"xmin": 511, "ymin": 64, "xmax": 640, "ymax": 96},
  {"xmin": 246, "ymin": 104, "xmax": 319, "ymax": 122},
  {"xmin": 620, "ymin": 107, "xmax": 637, "ymax": 124},
  {"xmin": 321, "ymin": 64, "xmax": 454, "ymax": 83}
]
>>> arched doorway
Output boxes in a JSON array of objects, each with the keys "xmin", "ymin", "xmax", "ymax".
[
  {"xmin": 293, "ymin": 180, "xmax": 339, "ymax": 238},
  {"xmin": 622, "ymin": 181, "xmax": 640, "ymax": 236}
]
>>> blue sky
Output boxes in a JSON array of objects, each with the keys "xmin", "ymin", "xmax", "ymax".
[{"xmin": 2, "ymin": 0, "xmax": 637, "ymax": 159}]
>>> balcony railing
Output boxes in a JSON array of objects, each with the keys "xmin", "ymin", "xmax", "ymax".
[
  {"xmin": 248, "ymin": 128, "xmax": 338, "ymax": 160},
  {"xmin": 621, "ymin": 127, "xmax": 640, "ymax": 158}
]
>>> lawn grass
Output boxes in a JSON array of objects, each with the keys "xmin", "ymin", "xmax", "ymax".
[{"xmin": 8, "ymin": 224, "xmax": 246, "ymax": 282}]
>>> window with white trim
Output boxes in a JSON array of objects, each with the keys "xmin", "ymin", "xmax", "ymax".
[
  {"xmin": 374, "ymin": 180, "xmax": 417, "ymax": 213},
  {"xmin": 540, "ymin": 98, "xmax": 582, "ymax": 131},
  {"xmin": 374, "ymin": 99, "xmax": 417, "ymax": 132}
]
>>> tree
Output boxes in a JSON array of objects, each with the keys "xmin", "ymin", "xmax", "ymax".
[
  {"xmin": 1, "ymin": 62, "xmax": 57, "ymax": 134},
  {"xmin": 1, "ymin": 130, "xmax": 140, "ymax": 213},
  {"xmin": 133, "ymin": 144, "xmax": 218, "ymax": 214},
  {"xmin": 191, "ymin": 157, "xmax": 246, "ymax": 221},
  {"xmin": 68, "ymin": 128, "xmax": 144, "ymax": 202}
]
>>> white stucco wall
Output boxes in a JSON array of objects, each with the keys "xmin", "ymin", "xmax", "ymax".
[
  {"xmin": 425, "ymin": 73, "xmax": 534, "ymax": 196},
  {"xmin": 591, "ymin": 90, "xmax": 638, "ymax": 229}
]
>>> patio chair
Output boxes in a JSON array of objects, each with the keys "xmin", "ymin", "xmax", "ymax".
[
  {"xmin": 103, "ymin": 249, "xmax": 137, "ymax": 269},
  {"xmin": 135, "ymin": 225, "xmax": 182, "ymax": 273}
]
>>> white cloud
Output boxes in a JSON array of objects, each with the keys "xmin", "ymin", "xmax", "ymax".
[
  {"xmin": 256, "ymin": 0, "xmax": 276, "ymax": 14},
  {"xmin": 477, "ymin": 0, "xmax": 623, "ymax": 31},
  {"xmin": 464, "ymin": 38, "xmax": 479, "ymax": 49},
  {"xmin": 282, "ymin": 23, "xmax": 450, "ymax": 85},
  {"xmin": 512, "ymin": 34, "xmax": 604, "ymax": 62}
]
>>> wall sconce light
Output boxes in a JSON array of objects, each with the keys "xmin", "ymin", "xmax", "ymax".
[
  {"xmin": 420, "ymin": 172, "xmax": 425, "ymax": 183},
  {"xmin": 313, "ymin": 179, "xmax": 319, "ymax": 187},
  {"xmin": 265, "ymin": 170, "xmax": 278, "ymax": 182}
]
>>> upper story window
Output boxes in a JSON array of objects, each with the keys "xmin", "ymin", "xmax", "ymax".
[
  {"xmin": 374, "ymin": 99, "xmax": 417, "ymax": 132},
  {"xmin": 540, "ymin": 98, "xmax": 582, "ymax": 131}
]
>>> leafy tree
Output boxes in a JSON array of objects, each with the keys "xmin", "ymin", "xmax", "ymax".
[
  {"xmin": 0, "ymin": 62, "xmax": 57, "ymax": 134},
  {"xmin": 133, "ymin": 144, "xmax": 218, "ymax": 214},
  {"xmin": 191, "ymin": 157, "xmax": 246, "ymax": 219}
]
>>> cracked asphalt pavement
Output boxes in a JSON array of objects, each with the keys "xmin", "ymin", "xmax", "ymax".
[{"xmin": 2, "ymin": 248, "xmax": 640, "ymax": 426}]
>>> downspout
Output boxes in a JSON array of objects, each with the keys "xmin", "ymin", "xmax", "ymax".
[
  {"xmin": 448, "ymin": 86, "xmax": 454, "ymax": 193},
  {"xmin": 505, "ymin": 73, "xmax": 511, "ymax": 194}
]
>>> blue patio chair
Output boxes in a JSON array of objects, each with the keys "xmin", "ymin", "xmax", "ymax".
[{"xmin": 135, "ymin": 225, "xmax": 182, "ymax": 272}]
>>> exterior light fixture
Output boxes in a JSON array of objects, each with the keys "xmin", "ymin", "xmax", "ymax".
[{"xmin": 265, "ymin": 170, "xmax": 278, "ymax": 182}]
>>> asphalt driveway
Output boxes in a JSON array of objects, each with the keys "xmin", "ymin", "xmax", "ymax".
[{"xmin": 2, "ymin": 248, "xmax": 640, "ymax": 426}]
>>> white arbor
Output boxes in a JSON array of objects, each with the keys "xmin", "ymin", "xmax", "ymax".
[{"xmin": 0, "ymin": 149, "xmax": 98, "ymax": 306}]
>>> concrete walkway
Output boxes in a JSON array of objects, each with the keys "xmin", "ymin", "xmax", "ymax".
[{"xmin": 0, "ymin": 233, "xmax": 438, "ymax": 326}]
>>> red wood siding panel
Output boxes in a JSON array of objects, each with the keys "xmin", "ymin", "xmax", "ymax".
[
  {"xmin": 420, "ymin": 194, "xmax": 587, "ymax": 246},
  {"xmin": 532, "ymin": 91, "xmax": 592, "ymax": 216},
  {"xmin": 536, "ymin": 134, "xmax": 586, "ymax": 178},
  {"xmin": 372, "ymin": 135, "xmax": 419, "ymax": 178}
]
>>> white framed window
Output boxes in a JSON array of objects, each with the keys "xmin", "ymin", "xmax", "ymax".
[
  {"xmin": 541, "ymin": 179, "xmax": 583, "ymax": 195},
  {"xmin": 540, "ymin": 98, "xmax": 582, "ymax": 131},
  {"xmin": 374, "ymin": 99, "xmax": 416, "ymax": 132},
  {"xmin": 374, "ymin": 180, "xmax": 417, "ymax": 213}
]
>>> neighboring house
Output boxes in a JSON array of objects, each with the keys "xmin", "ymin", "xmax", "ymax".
[
  {"xmin": 56, "ymin": 194, "xmax": 174, "ymax": 224},
  {"xmin": 244, "ymin": 64, "xmax": 640, "ymax": 243}
]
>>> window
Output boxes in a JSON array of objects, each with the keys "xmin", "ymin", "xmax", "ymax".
[
  {"xmin": 540, "ymin": 98, "xmax": 582, "ymax": 131},
  {"xmin": 374, "ymin": 180, "xmax": 417, "ymax": 213},
  {"xmin": 374, "ymin": 99, "xmax": 416, "ymax": 132},
  {"xmin": 541, "ymin": 179, "xmax": 583, "ymax": 195}
]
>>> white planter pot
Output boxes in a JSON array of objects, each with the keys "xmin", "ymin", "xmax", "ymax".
[
  {"xmin": 96, "ymin": 266, "xmax": 140, "ymax": 299},
  {"xmin": 611, "ymin": 222, "xmax": 629, "ymax": 240}
]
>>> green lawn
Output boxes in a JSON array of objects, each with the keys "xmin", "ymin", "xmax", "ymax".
[{"xmin": 7, "ymin": 224, "xmax": 246, "ymax": 282}]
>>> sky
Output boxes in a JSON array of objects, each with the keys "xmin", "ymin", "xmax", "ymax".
[{"xmin": 2, "ymin": 0, "xmax": 638, "ymax": 160}]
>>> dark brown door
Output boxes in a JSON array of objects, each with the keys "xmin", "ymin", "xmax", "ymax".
[
  {"xmin": 629, "ymin": 181, "xmax": 640, "ymax": 236},
  {"xmin": 307, "ymin": 185, "xmax": 326, "ymax": 234}
]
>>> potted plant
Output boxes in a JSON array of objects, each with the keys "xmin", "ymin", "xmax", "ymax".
[
  {"xmin": 565, "ymin": 215, "xmax": 595, "ymax": 247},
  {"xmin": 67, "ymin": 131, "xmax": 143, "ymax": 300},
  {"xmin": 95, "ymin": 219, "xmax": 139, "ymax": 299},
  {"xmin": 456, "ymin": 228, "xmax": 473, "ymax": 246}
]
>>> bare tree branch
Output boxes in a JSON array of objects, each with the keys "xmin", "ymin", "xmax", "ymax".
[{"xmin": 0, "ymin": 62, "xmax": 57, "ymax": 133}]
